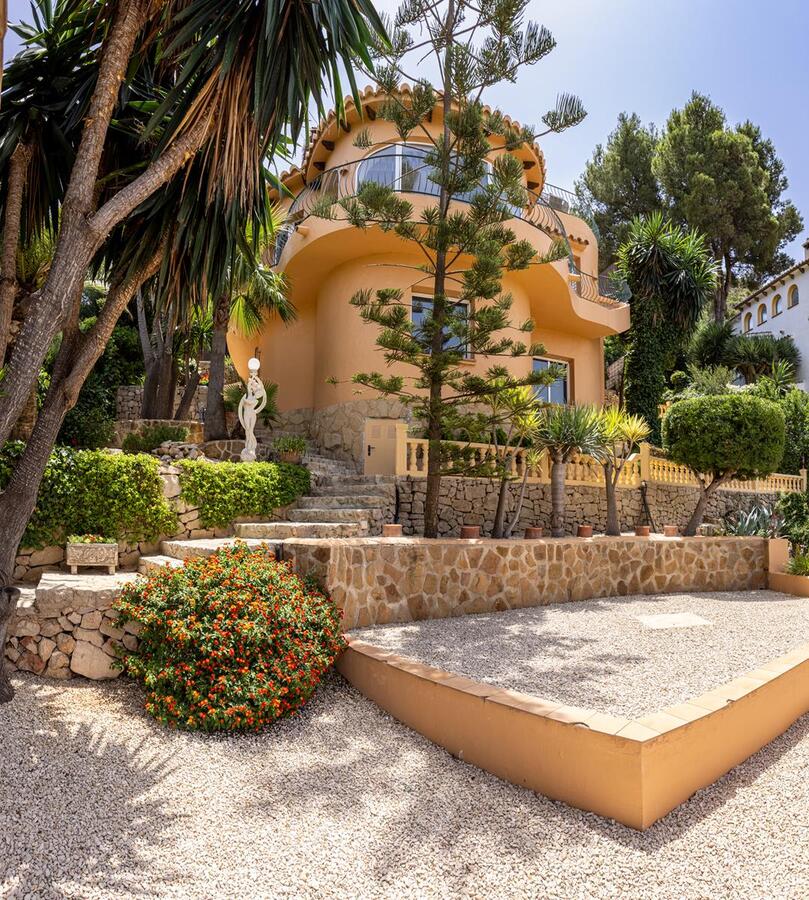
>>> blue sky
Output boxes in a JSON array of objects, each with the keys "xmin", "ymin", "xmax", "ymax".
[{"xmin": 4, "ymin": 0, "xmax": 808, "ymax": 259}]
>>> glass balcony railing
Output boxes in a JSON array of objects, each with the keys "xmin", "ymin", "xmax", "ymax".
[{"xmin": 272, "ymin": 155, "xmax": 629, "ymax": 306}]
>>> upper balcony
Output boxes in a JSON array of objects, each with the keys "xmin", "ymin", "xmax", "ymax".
[{"xmin": 271, "ymin": 151, "xmax": 630, "ymax": 314}]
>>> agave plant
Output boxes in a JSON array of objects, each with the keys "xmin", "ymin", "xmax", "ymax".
[{"xmin": 724, "ymin": 503, "xmax": 780, "ymax": 538}]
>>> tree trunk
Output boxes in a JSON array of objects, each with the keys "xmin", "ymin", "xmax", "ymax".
[
  {"xmin": 492, "ymin": 473, "xmax": 510, "ymax": 539},
  {"xmin": 550, "ymin": 457, "xmax": 567, "ymax": 537},
  {"xmin": 0, "ymin": 142, "xmax": 31, "ymax": 367},
  {"xmin": 0, "ymin": 586, "xmax": 22, "ymax": 703},
  {"xmin": 205, "ymin": 292, "xmax": 230, "ymax": 440},
  {"xmin": 504, "ymin": 468, "xmax": 531, "ymax": 538},
  {"xmin": 174, "ymin": 370, "xmax": 200, "ymax": 421},
  {"xmin": 10, "ymin": 386, "xmax": 38, "ymax": 442},
  {"xmin": 604, "ymin": 462, "xmax": 620, "ymax": 536},
  {"xmin": 713, "ymin": 254, "xmax": 732, "ymax": 323},
  {"xmin": 684, "ymin": 474, "xmax": 728, "ymax": 536}
]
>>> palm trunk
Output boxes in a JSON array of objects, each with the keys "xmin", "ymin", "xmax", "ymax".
[
  {"xmin": 492, "ymin": 474, "xmax": 510, "ymax": 539},
  {"xmin": 504, "ymin": 467, "xmax": 531, "ymax": 538},
  {"xmin": 0, "ymin": 142, "xmax": 31, "ymax": 368},
  {"xmin": 604, "ymin": 462, "xmax": 620, "ymax": 536},
  {"xmin": 9, "ymin": 386, "xmax": 38, "ymax": 442},
  {"xmin": 550, "ymin": 457, "xmax": 567, "ymax": 537},
  {"xmin": 174, "ymin": 370, "xmax": 200, "ymax": 420},
  {"xmin": 205, "ymin": 292, "xmax": 230, "ymax": 440}
]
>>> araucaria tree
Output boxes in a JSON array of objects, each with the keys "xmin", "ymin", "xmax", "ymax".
[
  {"xmin": 0, "ymin": 0, "xmax": 385, "ymax": 702},
  {"xmin": 319, "ymin": 0, "xmax": 586, "ymax": 538},
  {"xmin": 617, "ymin": 214, "xmax": 717, "ymax": 443},
  {"xmin": 662, "ymin": 394, "xmax": 785, "ymax": 536}
]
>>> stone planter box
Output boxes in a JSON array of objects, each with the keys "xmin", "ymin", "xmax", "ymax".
[{"xmin": 65, "ymin": 542, "xmax": 118, "ymax": 575}]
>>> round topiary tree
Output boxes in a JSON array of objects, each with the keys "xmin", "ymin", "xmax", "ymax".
[
  {"xmin": 115, "ymin": 543, "xmax": 345, "ymax": 732},
  {"xmin": 662, "ymin": 394, "xmax": 785, "ymax": 536}
]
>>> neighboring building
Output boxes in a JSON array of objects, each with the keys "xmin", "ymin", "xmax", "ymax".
[
  {"xmin": 227, "ymin": 85, "xmax": 631, "ymax": 465},
  {"xmin": 732, "ymin": 239, "xmax": 809, "ymax": 386}
]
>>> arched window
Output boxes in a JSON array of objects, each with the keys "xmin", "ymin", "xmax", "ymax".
[
  {"xmin": 758, "ymin": 304, "xmax": 768, "ymax": 325},
  {"xmin": 772, "ymin": 294, "xmax": 782, "ymax": 317},
  {"xmin": 788, "ymin": 284, "xmax": 800, "ymax": 308},
  {"xmin": 743, "ymin": 312, "xmax": 753, "ymax": 332}
]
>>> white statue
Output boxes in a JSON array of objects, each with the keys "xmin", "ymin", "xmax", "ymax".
[{"xmin": 238, "ymin": 357, "xmax": 267, "ymax": 462}]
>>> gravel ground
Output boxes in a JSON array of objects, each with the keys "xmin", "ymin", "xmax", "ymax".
[
  {"xmin": 2, "ymin": 673, "xmax": 809, "ymax": 900},
  {"xmin": 352, "ymin": 590, "xmax": 809, "ymax": 718}
]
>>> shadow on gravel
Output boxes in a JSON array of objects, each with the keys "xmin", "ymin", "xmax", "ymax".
[{"xmin": 0, "ymin": 676, "xmax": 181, "ymax": 898}]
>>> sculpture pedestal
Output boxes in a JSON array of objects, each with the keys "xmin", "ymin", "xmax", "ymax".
[{"xmin": 240, "ymin": 448, "xmax": 257, "ymax": 462}]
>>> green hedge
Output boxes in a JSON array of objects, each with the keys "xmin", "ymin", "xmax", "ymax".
[
  {"xmin": 177, "ymin": 460, "xmax": 311, "ymax": 529},
  {"xmin": 0, "ymin": 444, "xmax": 177, "ymax": 549}
]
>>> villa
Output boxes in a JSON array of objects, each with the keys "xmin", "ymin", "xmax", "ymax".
[
  {"xmin": 227, "ymin": 85, "xmax": 631, "ymax": 467},
  {"xmin": 733, "ymin": 238, "xmax": 809, "ymax": 386}
]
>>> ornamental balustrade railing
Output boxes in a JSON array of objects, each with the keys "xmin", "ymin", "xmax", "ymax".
[
  {"xmin": 391, "ymin": 422, "xmax": 807, "ymax": 495},
  {"xmin": 271, "ymin": 157, "xmax": 629, "ymax": 308}
]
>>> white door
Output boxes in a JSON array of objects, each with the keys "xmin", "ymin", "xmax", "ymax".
[{"xmin": 363, "ymin": 418, "xmax": 400, "ymax": 475}]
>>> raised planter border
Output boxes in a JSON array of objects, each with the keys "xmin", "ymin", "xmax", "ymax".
[{"xmin": 339, "ymin": 634, "xmax": 809, "ymax": 831}]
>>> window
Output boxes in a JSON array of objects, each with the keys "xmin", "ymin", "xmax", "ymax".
[
  {"xmin": 758, "ymin": 304, "xmax": 768, "ymax": 325},
  {"xmin": 533, "ymin": 358, "xmax": 569, "ymax": 405},
  {"xmin": 743, "ymin": 311, "xmax": 753, "ymax": 333},
  {"xmin": 411, "ymin": 296, "xmax": 471, "ymax": 357},
  {"xmin": 357, "ymin": 143, "xmax": 491, "ymax": 202},
  {"xmin": 789, "ymin": 285, "xmax": 800, "ymax": 308},
  {"xmin": 773, "ymin": 295, "xmax": 782, "ymax": 317}
]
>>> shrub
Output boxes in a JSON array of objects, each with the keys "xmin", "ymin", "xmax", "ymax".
[
  {"xmin": 115, "ymin": 544, "xmax": 345, "ymax": 732},
  {"xmin": 0, "ymin": 444, "xmax": 177, "ymax": 549},
  {"xmin": 723, "ymin": 503, "xmax": 780, "ymax": 537},
  {"xmin": 177, "ymin": 460, "xmax": 310, "ymax": 529},
  {"xmin": 662, "ymin": 394, "xmax": 785, "ymax": 535},
  {"xmin": 122, "ymin": 424, "xmax": 189, "ymax": 454},
  {"xmin": 778, "ymin": 491, "xmax": 809, "ymax": 552},
  {"xmin": 272, "ymin": 434, "xmax": 307, "ymax": 454},
  {"xmin": 787, "ymin": 554, "xmax": 809, "ymax": 576}
]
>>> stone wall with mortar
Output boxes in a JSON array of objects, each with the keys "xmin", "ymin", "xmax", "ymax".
[
  {"xmin": 12, "ymin": 464, "xmax": 234, "ymax": 583},
  {"xmin": 285, "ymin": 535, "xmax": 769, "ymax": 629},
  {"xmin": 113, "ymin": 418, "xmax": 205, "ymax": 447},
  {"xmin": 394, "ymin": 477, "xmax": 777, "ymax": 537},
  {"xmin": 5, "ymin": 574, "xmax": 141, "ymax": 680},
  {"xmin": 116, "ymin": 384, "xmax": 209, "ymax": 422}
]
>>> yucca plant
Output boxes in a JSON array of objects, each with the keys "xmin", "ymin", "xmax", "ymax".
[
  {"xmin": 599, "ymin": 406, "xmax": 650, "ymax": 536},
  {"xmin": 534, "ymin": 404, "xmax": 607, "ymax": 537}
]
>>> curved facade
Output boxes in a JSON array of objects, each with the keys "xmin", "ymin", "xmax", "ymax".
[{"xmin": 228, "ymin": 86, "xmax": 631, "ymax": 461}]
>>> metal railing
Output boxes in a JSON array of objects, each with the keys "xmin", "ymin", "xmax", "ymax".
[{"xmin": 272, "ymin": 156, "xmax": 629, "ymax": 305}]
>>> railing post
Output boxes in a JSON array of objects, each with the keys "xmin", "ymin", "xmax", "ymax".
[
  {"xmin": 802, "ymin": 468, "xmax": 807, "ymax": 492},
  {"xmin": 639, "ymin": 442, "xmax": 651, "ymax": 483},
  {"xmin": 394, "ymin": 421, "xmax": 409, "ymax": 476}
]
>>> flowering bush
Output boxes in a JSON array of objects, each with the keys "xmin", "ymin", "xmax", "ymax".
[{"xmin": 115, "ymin": 543, "xmax": 345, "ymax": 732}]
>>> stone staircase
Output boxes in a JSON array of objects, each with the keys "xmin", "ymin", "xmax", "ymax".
[{"xmin": 138, "ymin": 473, "xmax": 397, "ymax": 574}]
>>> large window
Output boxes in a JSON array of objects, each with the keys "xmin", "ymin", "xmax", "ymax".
[
  {"xmin": 773, "ymin": 294, "xmax": 782, "ymax": 317},
  {"xmin": 758, "ymin": 304, "xmax": 768, "ymax": 326},
  {"xmin": 533, "ymin": 357, "xmax": 569, "ymax": 405},
  {"xmin": 357, "ymin": 143, "xmax": 491, "ymax": 201},
  {"xmin": 411, "ymin": 296, "xmax": 471, "ymax": 357},
  {"xmin": 743, "ymin": 311, "xmax": 753, "ymax": 332}
]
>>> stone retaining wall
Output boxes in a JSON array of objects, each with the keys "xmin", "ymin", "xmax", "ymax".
[
  {"xmin": 5, "ymin": 574, "xmax": 140, "ymax": 680},
  {"xmin": 113, "ymin": 418, "xmax": 205, "ymax": 447},
  {"xmin": 116, "ymin": 384, "xmax": 209, "ymax": 421},
  {"xmin": 394, "ymin": 477, "xmax": 777, "ymax": 537},
  {"xmin": 285, "ymin": 535, "xmax": 768, "ymax": 629}
]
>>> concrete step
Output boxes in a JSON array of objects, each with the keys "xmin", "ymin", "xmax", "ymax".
[
  {"xmin": 160, "ymin": 537, "xmax": 277, "ymax": 561},
  {"xmin": 138, "ymin": 555, "xmax": 185, "ymax": 575},
  {"xmin": 294, "ymin": 494, "xmax": 390, "ymax": 509},
  {"xmin": 290, "ymin": 507, "xmax": 378, "ymax": 524},
  {"xmin": 313, "ymin": 479, "xmax": 397, "ymax": 495},
  {"xmin": 235, "ymin": 521, "xmax": 367, "ymax": 539}
]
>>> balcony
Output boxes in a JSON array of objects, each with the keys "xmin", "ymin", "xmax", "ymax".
[{"xmin": 271, "ymin": 153, "xmax": 630, "ymax": 308}]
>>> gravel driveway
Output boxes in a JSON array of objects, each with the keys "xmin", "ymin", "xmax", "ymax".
[
  {"xmin": 352, "ymin": 590, "xmax": 809, "ymax": 718},
  {"xmin": 2, "ymin": 671, "xmax": 809, "ymax": 899}
]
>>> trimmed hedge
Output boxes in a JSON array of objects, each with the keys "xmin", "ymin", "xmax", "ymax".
[
  {"xmin": 177, "ymin": 460, "xmax": 310, "ymax": 529},
  {"xmin": 662, "ymin": 394, "xmax": 785, "ymax": 480},
  {"xmin": 115, "ymin": 544, "xmax": 345, "ymax": 732},
  {"xmin": 0, "ymin": 443, "xmax": 177, "ymax": 549}
]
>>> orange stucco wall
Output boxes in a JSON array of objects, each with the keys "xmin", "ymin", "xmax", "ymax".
[{"xmin": 228, "ymin": 98, "xmax": 627, "ymax": 413}]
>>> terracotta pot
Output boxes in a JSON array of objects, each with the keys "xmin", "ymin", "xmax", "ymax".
[
  {"xmin": 524, "ymin": 526, "xmax": 544, "ymax": 539},
  {"xmin": 663, "ymin": 524, "xmax": 679, "ymax": 537},
  {"xmin": 460, "ymin": 525, "xmax": 481, "ymax": 539},
  {"xmin": 279, "ymin": 450, "xmax": 302, "ymax": 464},
  {"xmin": 577, "ymin": 524, "xmax": 593, "ymax": 538},
  {"xmin": 635, "ymin": 525, "xmax": 651, "ymax": 537},
  {"xmin": 382, "ymin": 524, "xmax": 403, "ymax": 537}
]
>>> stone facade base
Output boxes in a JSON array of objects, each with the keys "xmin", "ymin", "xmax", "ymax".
[{"xmin": 285, "ymin": 535, "xmax": 768, "ymax": 630}]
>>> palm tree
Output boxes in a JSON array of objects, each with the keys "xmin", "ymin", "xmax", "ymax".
[
  {"xmin": 534, "ymin": 404, "xmax": 606, "ymax": 537},
  {"xmin": 618, "ymin": 214, "xmax": 717, "ymax": 442},
  {"xmin": 205, "ymin": 220, "xmax": 294, "ymax": 440},
  {"xmin": 724, "ymin": 333, "xmax": 800, "ymax": 384},
  {"xmin": 599, "ymin": 406, "xmax": 650, "ymax": 536}
]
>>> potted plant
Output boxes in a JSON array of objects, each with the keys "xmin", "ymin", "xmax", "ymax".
[
  {"xmin": 272, "ymin": 435, "xmax": 307, "ymax": 465},
  {"xmin": 65, "ymin": 535, "xmax": 118, "ymax": 575}
]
